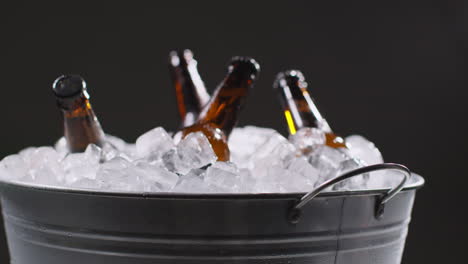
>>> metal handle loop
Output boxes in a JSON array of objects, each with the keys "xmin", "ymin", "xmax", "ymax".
[{"xmin": 288, "ymin": 163, "xmax": 411, "ymax": 224}]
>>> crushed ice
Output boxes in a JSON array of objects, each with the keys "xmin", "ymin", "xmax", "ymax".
[{"xmin": 0, "ymin": 126, "xmax": 414, "ymax": 193}]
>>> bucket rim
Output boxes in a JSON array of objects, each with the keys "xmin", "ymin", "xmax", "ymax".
[{"xmin": 0, "ymin": 174, "xmax": 424, "ymax": 200}]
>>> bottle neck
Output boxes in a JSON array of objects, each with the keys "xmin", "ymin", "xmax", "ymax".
[
  {"xmin": 198, "ymin": 75, "xmax": 251, "ymax": 137},
  {"xmin": 279, "ymin": 86, "xmax": 331, "ymax": 135},
  {"xmin": 181, "ymin": 123, "xmax": 230, "ymax": 161},
  {"xmin": 171, "ymin": 60, "xmax": 210, "ymax": 127},
  {"xmin": 58, "ymin": 96, "xmax": 105, "ymax": 152},
  {"xmin": 186, "ymin": 60, "xmax": 210, "ymax": 106}
]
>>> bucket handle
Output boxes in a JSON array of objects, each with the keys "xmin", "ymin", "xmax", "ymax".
[{"xmin": 288, "ymin": 163, "xmax": 411, "ymax": 224}]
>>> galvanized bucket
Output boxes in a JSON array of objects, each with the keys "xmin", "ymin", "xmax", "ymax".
[{"xmin": 0, "ymin": 163, "xmax": 424, "ymax": 264}]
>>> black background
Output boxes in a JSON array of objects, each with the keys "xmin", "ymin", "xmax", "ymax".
[{"xmin": 0, "ymin": 1, "xmax": 466, "ymax": 263}]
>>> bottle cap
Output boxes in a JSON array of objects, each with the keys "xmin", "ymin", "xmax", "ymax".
[
  {"xmin": 274, "ymin": 70, "xmax": 307, "ymax": 90},
  {"xmin": 169, "ymin": 49, "xmax": 194, "ymax": 67},
  {"xmin": 52, "ymin": 75, "xmax": 87, "ymax": 98},
  {"xmin": 228, "ymin": 56, "xmax": 260, "ymax": 81}
]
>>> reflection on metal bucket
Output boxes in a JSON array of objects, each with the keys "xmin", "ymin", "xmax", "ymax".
[{"xmin": 0, "ymin": 163, "xmax": 424, "ymax": 264}]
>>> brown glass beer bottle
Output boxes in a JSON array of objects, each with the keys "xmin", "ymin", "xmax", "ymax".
[
  {"xmin": 169, "ymin": 49, "xmax": 210, "ymax": 127},
  {"xmin": 274, "ymin": 70, "xmax": 347, "ymax": 149},
  {"xmin": 53, "ymin": 75, "xmax": 106, "ymax": 153},
  {"xmin": 182, "ymin": 57, "xmax": 260, "ymax": 161}
]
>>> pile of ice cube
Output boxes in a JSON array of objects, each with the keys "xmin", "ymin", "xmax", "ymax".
[{"xmin": 0, "ymin": 126, "xmax": 405, "ymax": 193}]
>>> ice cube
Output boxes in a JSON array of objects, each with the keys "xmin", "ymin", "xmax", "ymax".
[
  {"xmin": 173, "ymin": 168, "xmax": 210, "ymax": 193},
  {"xmin": 69, "ymin": 177, "xmax": 101, "ymax": 190},
  {"xmin": 96, "ymin": 157, "xmax": 132, "ymax": 180},
  {"xmin": 172, "ymin": 131, "xmax": 183, "ymax": 145},
  {"xmin": 286, "ymin": 156, "xmax": 319, "ymax": 185},
  {"xmin": 308, "ymin": 146, "xmax": 348, "ymax": 186},
  {"xmin": 249, "ymin": 135, "xmax": 297, "ymax": 184},
  {"xmin": 161, "ymin": 148, "xmax": 178, "ymax": 172},
  {"xmin": 96, "ymin": 157, "xmax": 137, "ymax": 191},
  {"xmin": 204, "ymin": 162, "xmax": 240, "ymax": 192},
  {"xmin": 177, "ymin": 132, "xmax": 217, "ymax": 166},
  {"xmin": 0, "ymin": 154, "xmax": 28, "ymax": 181},
  {"xmin": 85, "ymin": 144, "xmax": 103, "ymax": 164},
  {"xmin": 252, "ymin": 132, "xmax": 290, "ymax": 158},
  {"xmin": 251, "ymin": 133, "xmax": 296, "ymax": 165},
  {"xmin": 254, "ymin": 165, "xmax": 314, "ymax": 193},
  {"xmin": 55, "ymin": 135, "xmax": 132, "ymax": 162},
  {"xmin": 289, "ymin": 127, "xmax": 326, "ymax": 153},
  {"xmin": 100, "ymin": 143, "xmax": 120, "ymax": 162},
  {"xmin": 280, "ymin": 170, "xmax": 316, "ymax": 192},
  {"xmin": 229, "ymin": 126, "xmax": 278, "ymax": 167},
  {"xmin": 135, "ymin": 127, "xmax": 175, "ymax": 159},
  {"xmin": 163, "ymin": 132, "xmax": 217, "ymax": 175},
  {"xmin": 151, "ymin": 167, "xmax": 179, "ymax": 191},
  {"xmin": 61, "ymin": 144, "xmax": 102, "ymax": 184},
  {"xmin": 18, "ymin": 147, "xmax": 38, "ymax": 165},
  {"xmin": 55, "ymin": 136, "xmax": 125, "ymax": 162},
  {"xmin": 332, "ymin": 158, "xmax": 368, "ymax": 191},
  {"xmin": 238, "ymin": 168, "xmax": 257, "ymax": 193},
  {"xmin": 345, "ymin": 135, "xmax": 383, "ymax": 165},
  {"xmin": 61, "ymin": 153, "xmax": 85, "ymax": 183},
  {"xmin": 54, "ymin": 137, "xmax": 68, "ymax": 158},
  {"xmin": 97, "ymin": 157, "xmax": 173, "ymax": 192},
  {"xmin": 27, "ymin": 147, "xmax": 64, "ymax": 184},
  {"xmin": 106, "ymin": 134, "xmax": 128, "ymax": 151},
  {"xmin": 253, "ymin": 166, "xmax": 283, "ymax": 192},
  {"xmin": 134, "ymin": 161, "xmax": 179, "ymax": 191},
  {"xmin": 367, "ymin": 169, "xmax": 406, "ymax": 189},
  {"xmin": 105, "ymin": 134, "xmax": 137, "ymax": 159}
]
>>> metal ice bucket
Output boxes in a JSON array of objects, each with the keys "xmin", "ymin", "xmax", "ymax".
[{"xmin": 0, "ymin": 163, "xmax": 423, "ymax": 264}]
